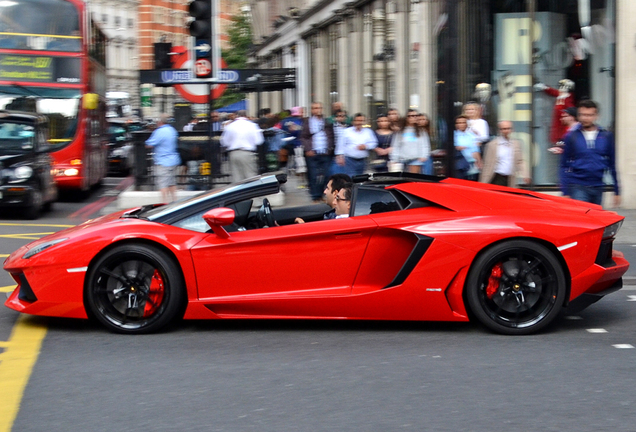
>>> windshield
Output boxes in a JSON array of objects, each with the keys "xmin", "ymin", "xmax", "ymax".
[
  {"xmin": 0, "ymin": 0, "xmax": 81, "ymax": 52},
  {"xmin": 0, "ymin": 86, "xmax": 80, "ymax": 142},
  {"xmin": 0, "ymin": 121, "xmax": 34, "ymax": 152},
  {"xmin": 139, "ymin": 174, "xmax": 284, "ymax": 220}
]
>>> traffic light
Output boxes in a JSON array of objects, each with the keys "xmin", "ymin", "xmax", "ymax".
[{"xmin": 188, "ymin": 0, "xmax": 212, "ymax": 39}]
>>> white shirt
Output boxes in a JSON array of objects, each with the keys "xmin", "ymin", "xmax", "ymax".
[
  {"xmin": 467, "ymin": 118, "xmax": 489, "ymax": 143},
  {"xmin": 495, "ymin": 140, "xmax": 513, "ymax": 176},
  {"xmin": 220, "ymin": 117, "xmax": 264, "ymax": 151},
  {"xmin": 340, "ymin": 127, "xmax": 378, "ymax": 158},
  {"xmin": 582, "ymin": 130, "xmax": 599, "ymax": 149}
]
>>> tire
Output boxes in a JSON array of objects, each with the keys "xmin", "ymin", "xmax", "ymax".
[
  {"xmin": 465, "ymin": 240, "xmax": 566, "ymax": 335},
  {"xmin": 24, "ymin": 189, "xmax": 42, "ymax": 220},
  {"xmin": 85, "ymin": 244, "xmax": 185, "ymax": 334}
]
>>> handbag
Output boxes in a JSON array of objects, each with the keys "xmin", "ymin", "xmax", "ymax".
[{"xmin": 455, "ymin": 151, "xmax": 470, "ymax": 172}]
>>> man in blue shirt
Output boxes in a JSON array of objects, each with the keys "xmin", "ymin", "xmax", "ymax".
[
  {"xmin": 560, "ymin": 100, "xmax": 620, "ymax": 207},
  {"xmin": 145, "ymin": 113, "xmax": 181, "ymax": 203}
]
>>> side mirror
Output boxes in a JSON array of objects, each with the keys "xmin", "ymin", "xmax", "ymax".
[{"xmin": 203, "ymin": 208, "xmax": 235, "ymax": 239}]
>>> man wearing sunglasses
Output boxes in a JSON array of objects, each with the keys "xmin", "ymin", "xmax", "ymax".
[
  {"xmin": 334, "ymin": 183, "xmax": 353, "ymax": 219},
  {"xmin": 295, "ymin": 173, "xmax": 351, "ymax": 223}
]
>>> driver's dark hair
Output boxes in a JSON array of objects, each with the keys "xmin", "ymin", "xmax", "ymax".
[
  {"xmin": 329, "ymin": 173, "xmax": 352, "ymax": 192},
  {"xmin": 341, "ymin": 183, "xmax": 353, "ymax": 201}
]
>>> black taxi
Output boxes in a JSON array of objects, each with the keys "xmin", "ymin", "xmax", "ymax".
[{"xmin": 0, "ymin": 110, "xmax": 57, "ymax": 219}]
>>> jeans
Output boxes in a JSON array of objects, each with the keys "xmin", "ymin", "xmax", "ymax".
[
  {"xmin": 570, "ymin": 184, "xmax": 604, "ymax": 206},
  {"xmin": 306, "ymin": 154, "xmax": 331, "ymax": 200},
  {"xmin": 345, "ymin": 156, "xmax": 366, "ymax": 177}
]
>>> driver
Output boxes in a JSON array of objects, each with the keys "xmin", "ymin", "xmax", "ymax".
[
  {"xmin": 295, "ymin": 173, "xmax": 351, "ymax": 223},
  {"xmin": 334, "ymin": 183, "xmax": 353, "ymax": 219}
]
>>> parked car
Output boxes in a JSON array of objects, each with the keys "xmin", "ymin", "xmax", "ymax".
[
  {"xmin": 4, "ymin": 172, "xmax": 629, "ymax": 334},
  {"xmin": 0, "ymin": 110, "xmax": 57, "ymax": 219},
  {"xmin": 107, "ymin": 119, "xmax": 142, "ymax": 176}
]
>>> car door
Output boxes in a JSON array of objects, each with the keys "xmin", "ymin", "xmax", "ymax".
[{"xmin": 191, "ymin": 216, "xmax": 378, "ymax": 300}]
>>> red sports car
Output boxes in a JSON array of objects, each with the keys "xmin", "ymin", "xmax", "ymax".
[{"xmin": 4, "ymin": 172, "xmax": 629, "ymax": 334}]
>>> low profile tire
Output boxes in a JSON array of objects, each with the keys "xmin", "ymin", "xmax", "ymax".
[
  {"xmin": 465, "ymin": 240, "xmax": 566, "ymax": 335},
  {"xmin": 85, "ymin": 244, "xmax": 185, "ymax": 334}
]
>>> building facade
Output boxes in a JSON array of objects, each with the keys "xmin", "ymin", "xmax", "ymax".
[
  {"xmin": 250, "ymin": 0, "xmax": 636, "ymax": 207},
  {"xmin": 87, "ymin": 0, "xmax": 141, "ymax": 107}
]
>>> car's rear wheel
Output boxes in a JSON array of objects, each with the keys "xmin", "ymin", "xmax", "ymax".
[
  {"xmin": 85, "ymin": 244, "xmax": 185, "ymax": 334},
  {"xmin": 465, "ymin": 240, "xmax": 566, "ymax": 335}
]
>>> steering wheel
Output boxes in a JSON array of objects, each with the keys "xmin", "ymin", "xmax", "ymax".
[{"xmin": 256, "ymin": 198, "xmax": 275, "ymax": 228}]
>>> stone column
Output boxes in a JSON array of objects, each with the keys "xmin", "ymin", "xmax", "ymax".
[
  {"xmin": 349, "ymin": 12, "xmax": 364, "ymax": 114},
  {"xmin": 313, "ymin": 31, "xmax": 328, "ymax": 105},
  {"xmin": 616, "ymin": 0, "xmax": 636, "ymax": 207},
  {"xmin": 362, "ymin": 8, "xmax": 373, "ymax": 117},
  {"xmin": 297, "ymin": 39, "xmax": 311, "ymax": 110},
  {"xmin": 417, "ymin": 0, "xmax": 436, "ymax": 117},
  {"xmin": 393, "ymin": 0, "xmax": 409, "ymax": 112},
  {"xmin": 337, "ymin": 21, "xmax": 349, "ymax": 112}
]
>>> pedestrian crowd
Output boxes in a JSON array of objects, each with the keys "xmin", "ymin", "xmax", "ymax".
[{"xmin": 146, "ymin": 95, "xmax": 618, "ymax": 209}]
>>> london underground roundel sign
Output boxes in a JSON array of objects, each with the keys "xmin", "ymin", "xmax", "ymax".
[
  {"xmin": 173, "ymin": 56, "xmax": 227, "ymax": 104},
  {"xmin": 195, "ymin": 59, "xmax": 212, "ymax": 77}
]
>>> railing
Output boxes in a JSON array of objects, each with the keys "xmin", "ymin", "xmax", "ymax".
[
  {"xmin": 132, "ymin": 130, "xmax": 230, "ymax": 191},
  {"xmin": 131, "ymin": 129, "xmax": 282, "ymax": 191}
]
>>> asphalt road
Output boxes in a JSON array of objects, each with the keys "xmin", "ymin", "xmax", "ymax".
[{"xmin": 1, "ymin": 181, "xmax": 635, "ymax": 431}]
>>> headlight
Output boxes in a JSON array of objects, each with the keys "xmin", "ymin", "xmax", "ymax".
[
  {"xmin": 602, "ymin": 221, "xmax": 623, "ymax": 239},
  {"xmin": 23, "ymin": 238, "xmax": 68, "ymax": 259},
  {"xmin": 14, "ymin": 166, "xmax": 33, "ymax": 179}
]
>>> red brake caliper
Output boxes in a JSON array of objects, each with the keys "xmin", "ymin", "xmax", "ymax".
[
  {"xmin": 143, "ymin": 270, "xmax": 165, "ymax": 317},
  {"xmin": 486, "ymin": 263, "xmax": 503, "ymax": 299}
]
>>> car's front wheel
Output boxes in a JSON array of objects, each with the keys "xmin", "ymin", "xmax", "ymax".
[
  {"xmin": 465, "ymin": 240, "xmax": 566, "ymax": 335},
  {"xmin": 85, "ymin": 244, "xmax": 185, "ymax": 334}
]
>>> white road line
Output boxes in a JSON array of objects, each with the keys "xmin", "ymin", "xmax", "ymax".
[
  {"xmin": 587, "ymin": 328, "xmax": 608, "ymax": 333},
  {"xmin": 613, "ymin": 344, "xmax": 634, "ymax": 349}
]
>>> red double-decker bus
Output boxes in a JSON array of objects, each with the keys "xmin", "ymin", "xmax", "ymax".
[{"xmin": 0, "ymin": 0, "xmax": 108, "ymax": 193}]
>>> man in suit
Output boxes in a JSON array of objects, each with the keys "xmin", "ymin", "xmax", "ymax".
[
  {"xmin": 209, "ymin": 111, "xmax": 223, "ymax": 132},
  {"xmin": 301, "ymin": 102, "xmax": 335, "ymax": 202},
  {"xmin": 479, "ymin": 121, "xmax": 530, "ymax": 187}
]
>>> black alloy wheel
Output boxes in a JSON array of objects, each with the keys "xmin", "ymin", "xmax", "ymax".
[
  {"xmin": 465, "ymin": 240, "xmax": 566, "ymax": 335},
  {"xmin": 85, "ymin": 244, "xmax": 185, "ymax": 334}
]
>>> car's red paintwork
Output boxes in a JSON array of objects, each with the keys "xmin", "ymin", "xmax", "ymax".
[{"xmin": 4, "ymin": 177, "xmax": 629, "ymax": 328}]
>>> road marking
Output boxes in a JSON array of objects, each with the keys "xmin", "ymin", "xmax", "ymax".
[
  {"xmin": 0, "ymin": 285, "xmax": 16, "ymax": 293},
  {"xmin": 613, "ymin": 344, "xmax": 634, "ymax": 349},
  {"xmin": 565, "ymin": 316, "xmax": 583, "ymax": 320},
  {"xmin": 587, "ymin": 328, "xmax": 608, "ymax": 333},
  {"xmin": 0, "ymin": 232, "xmax": 55, "ymax": 240},
  {"xmin": 628, "ymin": 295, "xmax": 636, "ymax": 302},
  {"xmin": 0, "ymin": 315, "xmax": 48, "ymax": 432},
  {"xmin": 0, "ymin": 223, "xmax": 74, "ymax": 228},
  {"xmin": 0, "ymin": 254, "xmax": 8, "ymax": 258}
]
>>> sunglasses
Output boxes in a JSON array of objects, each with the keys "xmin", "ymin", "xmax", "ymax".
[{"xmin": 335, "ymin": 196, "xmax": 350, "ymax": 202}]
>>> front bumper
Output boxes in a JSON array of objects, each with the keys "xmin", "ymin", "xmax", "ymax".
[
  {"xmin": 568, "ymin": 249, "xmax": 629, "ymax": 312},
  {"xmin": 567, "ymin": 277, "xmax": 623, "ymax": 314},
  {"xmin": 0, "ymin": 184, "xmax": 38, "ymax": 208}
]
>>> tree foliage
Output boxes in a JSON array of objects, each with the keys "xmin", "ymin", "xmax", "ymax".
[{"xmin": 215, "ymin": 13, "xmax": 253, "ymax": 109}]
